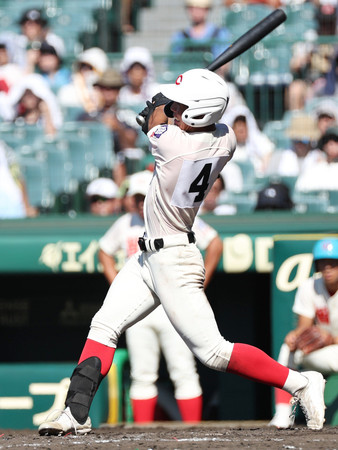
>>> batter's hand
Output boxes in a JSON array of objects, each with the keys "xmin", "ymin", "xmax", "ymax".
[
  {"xmin": 294, "ymin": 326, "xmax": 334, "ymax": 354},
  {"xmin": 138, "ymin": 93, "xmax": 170, "ymax": 134}
]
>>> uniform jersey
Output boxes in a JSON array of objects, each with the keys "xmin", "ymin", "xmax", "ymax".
[
  {"xmin": 293, "ymin": 273, "xmax": 338, "ymax": 335},
  {"xmin": 144, "ymin": 123, "xmax": 236, "ymax": 238}
]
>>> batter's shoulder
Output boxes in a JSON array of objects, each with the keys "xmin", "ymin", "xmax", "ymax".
[{"xmin": 216, "ymin": 123, "xmax": 237, "ymax": 147}]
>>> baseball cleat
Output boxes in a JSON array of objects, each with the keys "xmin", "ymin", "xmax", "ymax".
[
  {"xmin": 268, "ymin": 404, "xmax": 294, "ymax": 429},
  {"xmin": 38, "ymin": 407, "xmax": 92, "ymax": 436},
  {"xmin": 291, "ymin": 371, "xmax": 326, "ymax": 430}
]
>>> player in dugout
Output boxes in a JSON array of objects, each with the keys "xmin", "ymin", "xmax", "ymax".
[
  {"xmin": 38, "ymin": 68, "xmax": 326, "ymax": 436},
  {"xmin": 270, "ymin": 237, "xmax": 338, "ymax": 429}
]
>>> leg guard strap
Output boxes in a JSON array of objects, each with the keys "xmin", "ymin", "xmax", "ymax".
[{"xmin": 66, "ymin": 357, "xmax": 103, "ymax": 424}]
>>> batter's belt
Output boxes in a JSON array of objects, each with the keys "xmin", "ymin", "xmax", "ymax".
[{"xmin": 138, "ymin": 232, "xmax": 196, "ymax": 252}]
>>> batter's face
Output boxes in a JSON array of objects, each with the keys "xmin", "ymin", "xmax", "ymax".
[{"xmin": 170, "ymin": 102, "xmax": 191, "ymax": 132}]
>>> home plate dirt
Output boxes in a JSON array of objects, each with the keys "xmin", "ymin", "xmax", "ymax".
[{"xmin": 1, "ymin": 422, "xmax": 337, "ymax": 449}]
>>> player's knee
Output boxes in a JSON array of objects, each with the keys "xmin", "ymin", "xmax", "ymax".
[
  {"xmin": 199, "ymin": 339, "xmax": 234, "ymax": 372},
  {"xmin": 88, "ymin": 318, "xmax": 121, "ymax": 347}
]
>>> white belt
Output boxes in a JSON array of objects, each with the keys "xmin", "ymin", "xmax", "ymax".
[{"xmin": 138, "ymin": 232, "xmax": 196, "ymax": 252}]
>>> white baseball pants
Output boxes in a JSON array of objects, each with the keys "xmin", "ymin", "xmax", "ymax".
[
  {"xmin": 88, "ymin": 243, "xmax": 234, "ymax": 372},
  {"xmin": 278, "ymin": 342, "xmax": 338, "ymax": 375},
  {"xmin": 126, "ymin": 306, "xmax": 202, "ymax": 400}
]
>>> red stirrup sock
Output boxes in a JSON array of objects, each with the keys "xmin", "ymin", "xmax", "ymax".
[
  {"xmin": 78, "ymin": 338, "xmax": 115, "ymax": 376},
  {"xmin": 177, "ymin": 395, "xmax": 203, "ymax": 422},
  {"xmin": 227, "ymin": 343, "xmax": 289, "ymax": 388},
  {"xmin": 274, "ymin": 387, "xmax": 292, "ymax": 404},
  {"xmin": 131, "ymin": 397, "xmax": 158, "ymax": 423}
]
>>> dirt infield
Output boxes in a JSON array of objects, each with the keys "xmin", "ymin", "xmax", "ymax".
[{"xmin": 1, "ymin": 422, "xmax": 338, "ymax": 449}]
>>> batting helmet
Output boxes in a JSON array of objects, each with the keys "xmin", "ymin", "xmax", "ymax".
[
  {"xmin": 313, "ymin": 238, "xmax": 338, "ymax": 261},
  {"xmin": 160, "ymin": 69, "xmax": 229, "ymax": 127}
]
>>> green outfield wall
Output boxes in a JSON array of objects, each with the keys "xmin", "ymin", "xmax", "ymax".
[{"xmin": 1, "ymin": 213, "xmax": 337, "ymax": 426}]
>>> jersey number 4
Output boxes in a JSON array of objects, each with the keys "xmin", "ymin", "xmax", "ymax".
[
  {"xmin": 189, "ymin": 163, "xmax": 212, "ymax": 202},
  {"xmin": 171, "ymin": 158, "xmax": 222, "ymax": 208}
]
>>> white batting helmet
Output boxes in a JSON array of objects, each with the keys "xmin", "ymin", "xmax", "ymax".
[{"xmin": 160, "ymin": 69, "xmax": 229, "ymax": 127}]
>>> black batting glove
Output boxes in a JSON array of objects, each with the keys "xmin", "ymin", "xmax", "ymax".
[{"xmin": 138, "ymin": 92, "xmax": 171, "ymax": 135}]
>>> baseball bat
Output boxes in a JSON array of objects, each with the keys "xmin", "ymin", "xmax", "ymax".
[
  {"xmin": 206, "ymin": 8, "xmax": 286, "ymax": 71},
  {"xmin": 136, "ymin": 8, "xmax": 287, "ymax": 126}
]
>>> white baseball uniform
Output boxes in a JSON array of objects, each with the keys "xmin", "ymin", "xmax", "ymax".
[
  {"xmin": 278, "ymin": 273, "xmax": 338, "ymax": 375},
  {"xmin": 88, "ymin": 122, "xmax": 236, "ymax": 373},
  {"xmin": 100, "ymin": 214, "xmax": 217, "ymax": 400}
]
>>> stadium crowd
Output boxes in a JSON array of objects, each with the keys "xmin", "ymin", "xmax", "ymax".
[{"xmin": 0, "ymin": 0, "xmax": 337, "ymax": 219}]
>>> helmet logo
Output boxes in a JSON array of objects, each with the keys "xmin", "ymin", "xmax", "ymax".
[
  {"xmin": 323, "ymin": 242, "xmax": 333, "ymax": 252},
  {"xmin": 176, "ymin": 75, "xmax": 183, "ymax": 85}
]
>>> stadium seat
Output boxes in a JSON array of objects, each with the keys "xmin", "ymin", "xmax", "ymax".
[
  {"xmin": 19, "ymin": 155, "xmax": 51, "ymax": 209},
  {"xmin": 65, "ymin": 135, "xmax": 97, "ymax": 183},
  {"xmin": 262, "ymin": 120, "xmax": 291, "ymax": 149},
  {"xmin": 43, "ymin": 139, "xmax": 73, "ymax": 196},
  {"xmin": 234, "ymin": 159, "xmax": 256, "ymax": 191},
  {"xmin": 228, "ymin": 192, "xmax": 257, "ymax": 213},
  {"xmin": 61, "ymin": 121, "xmax": 115, "ymax": 174},
  {"xmin": 328, "ymin": 190, "xmax": 338, "ymax": 213},
  {"xmin": 284, "ymin": 3, "xmax": 318, "ymax": 39},
  {"xmin": 293, "ymin": 190, "xmax": 330, "ymax": 213},
  {"xmin": 0, "ymin": 123, "xmax": 44, "ymax": 148}
]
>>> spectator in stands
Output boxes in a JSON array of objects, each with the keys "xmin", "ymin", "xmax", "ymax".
[
  {"xmin": 0, "ymin": 8, "xmax": 65, "ymax": 73},
  {"xmin": 266, "ymin": 114, "xmax": 322, "ymax": 177},
  {"xmin": 35, "ymin": 41, "xmax": 71, "ymax": 94},
  {"xmin": 316, "ymin": 1, "xmax": 337, "ymax": 36},
  {"xmin": 85, "ymin": 177, "xmax": 122, "ymax": 216},
  {"xmin": 0, "ymin": 42, "xmax": 24, "ymax": 93},
  {"xmin": 1, "ymin": 73, "xmax": 63, "ymax": 136},
  {"xmin": 222, "ymin": 104, "xmax": 275, "ymax": 177},
  {"xmin": 0, "ymin": 140, "xmax": 38, "ymax": 219},
  {"xmin": 170, "ymin": 0, "xmax": 245, "ymax": 107},
  {"xmin": 295, "ymin": 126, "xmax": 338, "ymax": 192},
  {"xmin": 312, "ymin": 99, "xmax": 338, "ymax": 139},
  {"xmin": 315, "ymin": 48, "xmax": 338, "ymax": 97},
  {"xmin": 269, "ymin": 237, "xmax": 338, "ymax": 429},
  {"xmin": 58, "ymin": 47, "xmax": 109, "ymax": 116},
  {"xmin": 120, "ymin": 0, "xmax": 136, "ymax": 34},
  {"xmin": 119, "ymin": 46, "xmax": 160, "ymax": 108},
  {"xmin": 286, "ymin": 41, "xmax": 336, "ymax": 111},
  {"xmin": 79, "ymin": 68, "xmax": 143, "ymax": 187},
  {"xmin": 170, "ymin": 0, "xmax": 232, "ymax": 61}
]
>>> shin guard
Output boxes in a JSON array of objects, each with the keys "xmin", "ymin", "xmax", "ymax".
[{"xmin": 65, "ymin": 357, "xmax": 103, "ymax": 424}]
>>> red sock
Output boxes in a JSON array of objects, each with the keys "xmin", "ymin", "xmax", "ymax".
[
  {"xmin": 78, "ymin": 338, "xmax": 115, "ymax": 376},
  {"xmin": 177, "ymin": 395, "xmax": 202, "ymax": 422},
  {"xmin": 274, "ymin": 387, "xmax": 292, "ymax": 404},
  {"xmin": 131, "ymin": 397, "xmax": 158, "ymax": 422},
  {"xmin": 227, "ymin": 343, "xmax": 289, "ymax": 388}
]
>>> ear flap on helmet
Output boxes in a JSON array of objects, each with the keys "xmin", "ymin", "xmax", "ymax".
[{"xmin": 164, "ymin": 101, "xmax": 174, "ymax": 118}]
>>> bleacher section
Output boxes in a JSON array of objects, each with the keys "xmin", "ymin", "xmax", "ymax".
[{"xmin": 0, "ymin": 0, "xmax": 337, "ymax": 215}]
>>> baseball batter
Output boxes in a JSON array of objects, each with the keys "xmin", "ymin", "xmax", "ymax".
[
  {"xmin": 270, "ymin": 237, "xmax": 338, "ymax": 429},
  {"xmin": 39, "ymin": 68, "xmax": 326, "ymax": 436},
  {"xmin": 99, "ymin": 169, "xmax": 223, "ymax": 422}
]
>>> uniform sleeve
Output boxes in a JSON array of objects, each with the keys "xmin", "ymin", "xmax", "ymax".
[
  {"xmin": 292, "ymin": 278, "xmax": 316, "ymax": 319},
  {"xmin": 147, "ymin": 124, "xmax": 180, "ymax": 161},
  {"xmin": 193, "ymin": 216, "xmax": 218, "ymax": 251},
  {"xmin": 99, "ymin": 219, "xmax": 123, "ymax": 256}
]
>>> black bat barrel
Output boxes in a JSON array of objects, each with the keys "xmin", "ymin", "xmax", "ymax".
[{"xmin": 206, "ymin": 9, "xmax": 287, "ymax": 72}]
